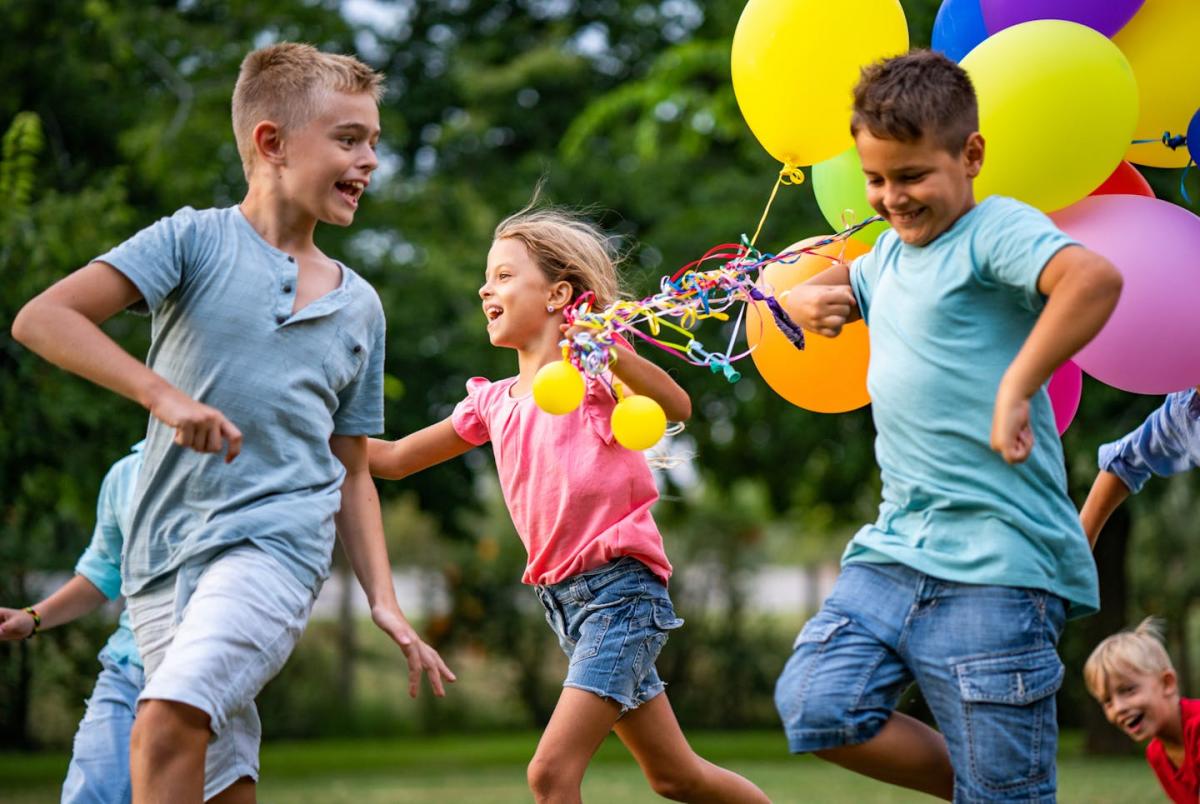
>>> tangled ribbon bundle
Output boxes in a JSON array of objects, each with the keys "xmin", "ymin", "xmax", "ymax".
[
  {"xmin": 532, "ymin": 213, "xmax": 882, "ymax": 451},
  {"xmin": 558, "ymin": 214, "xmax": 883, "ymax": 387}
]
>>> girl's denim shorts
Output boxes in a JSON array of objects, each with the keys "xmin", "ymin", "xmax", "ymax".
[{"xmin": 535, "ymin": 556, "xmax": 684, "ymax": 713}]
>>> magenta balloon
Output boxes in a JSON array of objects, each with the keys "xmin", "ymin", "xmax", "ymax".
[
  {"xmin": 981, "ymin": 0, "xmax": 1145, "ymax": 38},
  {"xmin": 1052, "ymin": 195, "xmax": 1200, "ymax": 394},
  {"xmin": 1047, "ymin": 360, "xmax": 1082, "ymax": 435}
]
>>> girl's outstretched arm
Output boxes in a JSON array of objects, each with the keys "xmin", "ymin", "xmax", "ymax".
[{"xmin": 368, "ymin": 418, "xmax": 474, "ymax": 480}]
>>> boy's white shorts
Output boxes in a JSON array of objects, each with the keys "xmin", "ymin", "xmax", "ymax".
[{"xmin": 127, "ymin": 542, "xmax": 317, "ymax": 799}]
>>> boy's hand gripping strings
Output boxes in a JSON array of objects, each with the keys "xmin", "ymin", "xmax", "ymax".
[{"xmin": 530, "ymin": 218, "xmax": 880, "ymax": 450}]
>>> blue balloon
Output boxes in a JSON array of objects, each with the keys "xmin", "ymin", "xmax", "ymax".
[
  {"xmin": 1189, "ymin": 108, "xmax": 1200, "ymax": 167},
  {"xmin": 932, "ymin": 0, "xmax": 988, "ymax": 63}
]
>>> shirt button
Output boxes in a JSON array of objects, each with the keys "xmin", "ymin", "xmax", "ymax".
[
  {"xmin": 287, "ymin": 256, "xmax": 295, "ymax": 263},
  {"xmin": 282, "ymin": 284, "xmax": 293, "ymax": 293},
  {"xmin": 352, "ymin": 345, "xmax": 362, "ymax": 354},
  {"xmin": 276, "ymin": 315, "xmax": 287, "ymax": 324}
]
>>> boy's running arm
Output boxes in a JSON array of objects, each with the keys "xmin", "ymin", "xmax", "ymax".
[
  {"xmin": 780, "ymin": 262, "xmax": 861, "ymax": 337},
  {"xmin": 0, "ymin": 576, "xmax": 109, "ymax": 640},
  {"xmin": 12, "ymin": 262, "xmax": 242, "ymax": 460},
  {"xmin": 992, "ymin": 245, "xmax": 1122, "ymax": 464},
  {"xmin": 367, "ymin": 419, "xmax": 473, "ymax": 480},
  {"xmin": 331, "ymin": 434, "xmax": 456, "ymax": 698}
]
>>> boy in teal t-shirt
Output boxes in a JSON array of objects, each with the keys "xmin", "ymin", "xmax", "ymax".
[{"xmin": 775, "ymin": 50, "xmax": 1122, "ymax": 801}]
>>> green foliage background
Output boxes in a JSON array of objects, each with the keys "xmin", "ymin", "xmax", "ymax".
[{"xmin": 1, "ymin": 0, "xmax": 1196, "ymax": 751}]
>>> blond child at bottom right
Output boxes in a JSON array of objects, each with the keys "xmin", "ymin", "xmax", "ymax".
[{"xmin": 1086, "ymin": 618, "xmax": 1200, "ymax": 803}]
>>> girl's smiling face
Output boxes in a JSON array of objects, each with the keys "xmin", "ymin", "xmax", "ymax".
[{"xmin": 479, "ymin": 238, "xmax": 570, "ymax": 350}]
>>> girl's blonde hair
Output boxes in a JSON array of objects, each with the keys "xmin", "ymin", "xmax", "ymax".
[
  {"xmin": 1084, "ymin": 617, "xmax": 1176, "ymax": 700},
  {"xmin": 493, "ymin": 201, "xmax": 622, "ymax": 311}
]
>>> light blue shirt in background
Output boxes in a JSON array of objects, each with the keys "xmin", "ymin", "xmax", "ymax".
[
  {"xmin": 845, "ymin": 196, "xmax": 1099, "ymax": 618},
  {"xmin": 1099, "ymin": 389, "xmax": 1200, "ymax": 493},
  {"xmin": 96, "ymin": 206, "xmax": 386, "ymax": 597},
  {"xmin": 74, "ymin": 442, "xmax": 143, "ymax": 667}
]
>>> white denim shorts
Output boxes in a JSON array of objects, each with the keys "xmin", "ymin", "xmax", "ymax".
[{"xmin": 127, "ymin": 542, "xmax": 317, "ymax": 799}]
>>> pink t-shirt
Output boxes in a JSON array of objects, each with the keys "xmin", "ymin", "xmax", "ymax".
[{"xmin": 451, "ymin": 374, "xmax": 672, "ymax": 586}]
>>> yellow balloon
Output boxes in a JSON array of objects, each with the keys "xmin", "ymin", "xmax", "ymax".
[
  {"xmin": 731, "ymin": 0, "xmax": 908, "ymax": 167},
  {"xmin": 963, "ymin": 21, "xmax": 1139, "ymax": 212},
  {"xmin": 533, "ymin": 361, "xmax": 585, "ymax": 415},
  {"xmin": 610, "ymin": 395, "xmax": 667, "ymax": 451},
  {"xmin": 1114, "ymin": 0, "xmax": 1200, "ymax": 168},
  {"xmin": 747, "ymin": 237, "xmax": 871, "ymax": 413}
]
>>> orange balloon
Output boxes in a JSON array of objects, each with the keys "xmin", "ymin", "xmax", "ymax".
[{"xmin": 747, "ymin": 237, "xmax": 871, "ymax": 413}]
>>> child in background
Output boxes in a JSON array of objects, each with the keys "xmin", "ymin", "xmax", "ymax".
[
  {"xmin": 1080, "ymin": 386, "xmax": 1200, "ymax": 547},
  {"xmin": 0, "ymin": 443, "xmax": 147, "ymax": 803},
  {"xmin": 775, "ymin": 50, "xmax": 1123, "ymax": 801},
  {"xmin": 12, "ymin": 43, "xmax": 452, "ymax": 802},
  {"xmin": 368, "ymin": 205, "xmax": 769, "ymax": 803},
  {"xmin": 1085, "ymin": 618, "xmax": 1200, "ymax": 803}
]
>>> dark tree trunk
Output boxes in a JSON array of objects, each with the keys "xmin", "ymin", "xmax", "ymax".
[{"xmin": 1084, "ymin": 504, "xmax": 1133, "ymax": 755}]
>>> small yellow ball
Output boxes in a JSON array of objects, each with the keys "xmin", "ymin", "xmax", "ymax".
[
  {"xmin": 533, "ymin": 361, "xmax": 585, "ymax": 415},
  {"xmin": 610, "ymin": 395, "xmax": 667, "ymax": 451}
]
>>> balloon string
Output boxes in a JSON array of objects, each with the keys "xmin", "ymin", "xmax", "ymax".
[
  {"xmin": 1131, "ymin": 131, "xmax": 1187, "ymax": 149},
  {"xmin": 749, "ymin": 163, "xmax": 805, "ymax": 248}
]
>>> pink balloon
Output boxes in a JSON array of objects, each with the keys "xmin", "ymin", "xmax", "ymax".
[
  {"xmin": 1051, "ymin": 195, "xmax": 1200, "ymax": 394},
  {"xmin": 1048, "ymin": 360, "xmax": 1082, "ymax": 435}
]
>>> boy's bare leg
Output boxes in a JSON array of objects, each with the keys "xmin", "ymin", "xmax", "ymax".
[
  {"xmin": 615, "ymin": 692, "xmax": 770, "ymax": 802},
  {"xmin": 130, "ymin": 699, "xmax": 210, "ymax": 804},
  {"xmin": 210, "ymin": 778, "xmax": 256, "ymax": 803},
  {"xmin": 527, "ymin": 687, "xmax": 622, "ymax": 804},
  {"xmin": 815, "ymin": 711, "xmax": 954, "ymax": 800}
]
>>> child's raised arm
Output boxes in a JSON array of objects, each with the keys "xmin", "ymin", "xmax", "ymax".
[
  {"xmin": 594, "ymin": 337, "xmax": 692, "ymax": 422},
  {"xmin": 367, "ymin": 418, "xmax": 474, "ymax": 480},
  {"xmin": 1079, "ymin": 471, "xmax": 1131, "ymax": 549},
  {"xmin": 12, "ymin": 262, "xmax": 242, "ymax": 461},
  {"xmin": 992, "ymin": 245, "xmax": 1122, "ymax": 464}
]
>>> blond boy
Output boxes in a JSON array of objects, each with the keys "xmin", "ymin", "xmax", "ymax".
[
  {"xmin": 12, "ymin": 43, "xmax": 453, "ymax": 803},
  {"xmin": 1086, "ymin": 620, "xmax": 1200, "ymax": 803}
]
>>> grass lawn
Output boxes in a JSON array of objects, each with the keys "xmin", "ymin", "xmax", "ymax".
[{"xmin": 0, "ymin": 731, "xmax": 1158, "ymax": 803}]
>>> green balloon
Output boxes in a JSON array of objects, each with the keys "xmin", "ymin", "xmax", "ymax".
[{"xmin": 811, "ymin": 146, "xmax": 889, "ymax": 246}]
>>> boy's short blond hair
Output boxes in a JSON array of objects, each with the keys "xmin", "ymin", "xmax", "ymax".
[
  {"xmin": 231, "ymin": 42, "xmax": 384, "ymax": 179},
  {"xmin": 1084, "ymin": 617, "xmax": 1176, "ymax": 700}
]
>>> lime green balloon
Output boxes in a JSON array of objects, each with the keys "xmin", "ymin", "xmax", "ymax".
[
  {"xmin": 812, "ymin": 146, "xmax": 890, "ymax": 246},
  {"xmin": 963, "ymin": 20, "xmax": 1138, "ymax": 212},
  {"xmin": 533, "ymin": 361, "xmax": 584, "ymax": 415}
]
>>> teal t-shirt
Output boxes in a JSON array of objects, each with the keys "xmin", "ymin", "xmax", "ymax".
[
  {"xmin": 74, "ymin": 443, "xmax": 143, "ymax": 667},
  {"xmin": 845, "ymin": 195, "xmax": 1099, "ymax": 618}
]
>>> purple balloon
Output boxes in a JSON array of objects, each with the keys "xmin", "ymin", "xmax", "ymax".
[
  {"xmin": 1047, "ymin": 360, "xmax": 1082, "ymax": 436},
  {"xmin": 1052, "ymin": 195, "xmax": 1200, "ymax": 394},
  {"xmin": 981, "ymin": 0, "xmax": 1145, "ymax": 38}
]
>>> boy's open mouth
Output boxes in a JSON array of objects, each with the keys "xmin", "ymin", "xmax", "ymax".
[
  {"xmin": 484, "ymin": 304, "xmax": 504, "ymax": 327},
  {"xmin": 1123, "ymin": 712, "xmax": 1145, "ymax": 733},
  {"xmin": 336, "ymin": 180, "xmax": 366, "ymax": 209}
]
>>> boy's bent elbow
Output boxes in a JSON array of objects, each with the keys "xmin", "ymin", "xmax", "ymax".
[{"xmin": 11, "ymin": 299, "xmax": 43, "ymax": 349}]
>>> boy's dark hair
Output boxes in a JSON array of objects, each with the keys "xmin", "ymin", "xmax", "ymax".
[{"xmin": 850, "ymin": 49, "xmax": 978, "ymax": 154}]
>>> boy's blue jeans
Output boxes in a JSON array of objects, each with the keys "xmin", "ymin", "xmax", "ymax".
[
  {"xmin": 775, "ymin": 562, "xmax": 1066, "ymax": 804},
  {"xmin": 62, "ymin": 648, "xmax": 143, "ymax": 804}
]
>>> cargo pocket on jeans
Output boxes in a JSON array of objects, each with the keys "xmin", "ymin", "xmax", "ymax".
[
  {"xmin": 793, "ymin": 611, "xmax": 850, "ymax": 650},
  {"xmin": 955, "ymin": 646, "xmax": 1063, "ymax": 792}
]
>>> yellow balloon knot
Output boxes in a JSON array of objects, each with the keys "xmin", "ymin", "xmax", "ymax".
[{"xmin": 779, "ymin": 164, "xmax": 806, "ymax": 185}]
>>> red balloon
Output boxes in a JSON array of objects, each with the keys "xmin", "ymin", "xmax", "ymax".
[{"xmin": 1090, "ymin": 161, "xmax": 1155, "ymax": 198}]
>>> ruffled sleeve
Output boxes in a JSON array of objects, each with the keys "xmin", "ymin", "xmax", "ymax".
[
  {"xmin": 581, "ymin": 374, "xmax": 618, "ymax": 445},
  {"xmin": 451, "ymin": 377, "xmax": 494, "ymax": 446}
]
